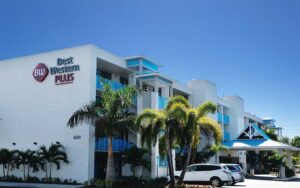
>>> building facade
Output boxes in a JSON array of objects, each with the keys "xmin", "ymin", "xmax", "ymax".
[{"xmin": 0, "ymin": 44, "xmax": 284, "ymax": 182}]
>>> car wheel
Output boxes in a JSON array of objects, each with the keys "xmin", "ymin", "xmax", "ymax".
[
  {"xmin": 231, "ymin": 176, "xmax": 236, "ymax": 185},
  {"xmin": 210, "ymin": 177, "xmax": 222, "ymax": 187}
]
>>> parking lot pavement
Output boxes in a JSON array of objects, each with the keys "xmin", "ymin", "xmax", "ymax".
[{"xmin": 223, "ymin": 178, "xmax": 300, "ymax": 188}]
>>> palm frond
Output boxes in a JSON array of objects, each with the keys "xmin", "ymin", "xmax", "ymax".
[
  {"xmin": 198, "ymin": 117, "xmax": 222, "ymax": 145},
  {"xmin": 197, "ymin": 101, "xmax": 217, "ymax": 119},
  {"xmin": 67, "ymin": 101, "xmax": 99, "ymax": 128},
  {"xmin": 166, "ymin": 95, "xmax": 190, "ymax": 111}
]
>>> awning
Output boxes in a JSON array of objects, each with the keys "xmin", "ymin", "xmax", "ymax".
[
  {"xmin": 223, "ymin": 139, "xmax": 300, "ymax": 151},
  {"xmin": 223, "ymin": 123, "xmax": 300, "ymax": 151}
]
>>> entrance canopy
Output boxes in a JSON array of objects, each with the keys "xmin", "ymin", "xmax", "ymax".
[
  {"xmin": 223, "ymin": 123, "xmax": 300, "ymax": 151},
  {"xmin": 223, "ymin": 139, "xmax": 300, "ymax": 151}
]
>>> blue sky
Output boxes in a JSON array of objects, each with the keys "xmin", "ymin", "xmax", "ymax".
[{"xmin": 0, "ymin": 0, "xmax": 299, "ymax": 137}]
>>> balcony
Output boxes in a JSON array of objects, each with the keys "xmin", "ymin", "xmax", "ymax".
[
  {"xmin": 96, "ymin": 75, "xmax": 125, "ymax": 91},
  {"xmin": 217, "ymin": 113, "xmax": 222, "ymax": 122},
  {"xmin": 217, "ymin": 113, "xmax": 230, "ymax": 125},
  {"xmin": 95, "ymin": 137, "xmax": 133, "ymax": 152},
  {"xmin": 158, "ymin": 96, "xmax": 169, "ymax": 109},
  {"xmin": 224, "ymin": 131, "xmax": 230, "ymax": 141},
  {"xmin": 223, "ymin": 114, "xmax": 230, "ymax": 125}
]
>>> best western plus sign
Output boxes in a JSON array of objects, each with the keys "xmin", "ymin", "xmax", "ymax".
[{"xmin": 32, "ymin": 57, "xmax": 80, "ymax": 85}]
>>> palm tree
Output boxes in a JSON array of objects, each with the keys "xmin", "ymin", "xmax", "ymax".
[
  {"xmin": 14, "ymin": 149, "xmax": 44, "ymax": 181},
  {"xmin": 122, "ymin": 146, "xmax": 150, "ymax": 177},
  {"xmin": 38, "ymin": 143, "xmax": 68, "ymax": 180},
  {"xmin": 38, "ymin": 146, "xmax": 50, "ymax": 179},
  {"xmin": 27, "ymin": 150, "xmax": 44, "ymax": 179},
  {"xmin": 0, "ymin": 149, "xmax": 7, "ymax": 178},
  {"xmin": 0, "ymin": 149, "xmax": 18, "ymax": 178},
  {"xmin": 177, "ymin": 101, "xmax": 222, "ymax": 184},
  {"xmin": 136, "ymin": 96, "xmax": 190, "ymax": 188},
  {"xmin": 136, "ymin": 96, "xmax": 222, "ymax": 187},
  {"xmin": 15, "ymin": 150, "xmax": 31, "ymax": 181},
  {"xmin": 67, "ymin": 84, "xmax": 138, "ymax": 180}
]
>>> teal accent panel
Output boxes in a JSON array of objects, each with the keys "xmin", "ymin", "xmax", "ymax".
[
  {"xmin": 96, "ymin": 75, "xmax": 125, "ymax": 91},
  {"xmin": 127, "ymin": 59, "xmax": 140, "ymax": 67},
  {"xmin": 142, "ymin": 59, "xmax": 158, "ymax": 71}
]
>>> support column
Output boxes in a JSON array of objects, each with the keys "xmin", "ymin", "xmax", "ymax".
[
  {"xmin": 169, "ymin": 85, "xmax": 173, "ymax": 98},
  {"xmin": 238, "ymin": 150, "xmax": 247, "ymax": 174},
  {"xmin": 286, "ymin": 150, "xmax": 292, "ymax": 169},
  {"xmin": 128, "ymin": 73, "xmax": 135, "ymax": 86},
  {"xmin": 278, "ymin": 149, "xmax": 286, "ymax": 178},
  {"xmin": 151, "ymin": 78, "xmax": 159, "ymax": 178}
]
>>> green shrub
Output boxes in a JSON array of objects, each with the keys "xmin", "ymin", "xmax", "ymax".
[
  {"xmin": 292, "ymin": 157, "xmax": 300, "ymax": 165},
  {"xmin": 52, "ymin": 177, "xmax": 61, "ymax": 183},
  {"xmin": 106, "ymin": 179, "xmax": 113, "ymax": 188},
  {"xmin": 95, "ymin": 179, "xmax": 105, "ymax": 188},
  {"xmin": 285, "ymin": 166, "xmax": 295, "ymax": 177},
  {"xmin": 89, "ymin": 178, "xmax": 95, "ymax": 186},
  {"xmin": 83, "ymin": 180, "xmax": 89, "ymax": 187},
  {"xmin": 27, "ymin": 176, "xmax": 40, "ymax": 183}
]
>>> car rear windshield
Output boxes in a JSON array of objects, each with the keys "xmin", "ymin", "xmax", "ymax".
[{"xmin": 227, "ymin": 165, "xmax": 242, "ymax": 171}]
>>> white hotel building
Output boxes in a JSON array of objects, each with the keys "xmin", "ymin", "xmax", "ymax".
[{"xmin": 0, "ymin": 44, "xmax": 298, "ymax": 182}]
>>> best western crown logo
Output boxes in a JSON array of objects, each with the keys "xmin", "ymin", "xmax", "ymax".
[{"xmin": 32, "ymin": 63, "xmax": 49, "ymax": 82}]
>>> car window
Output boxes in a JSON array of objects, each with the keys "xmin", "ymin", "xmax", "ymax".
[
  {"xmin": 227, "ymin": 166, "xmax": 236, "ymax": 171},
  {"xmin": 195, "ymin": 165, "xmax": 206, "ymax": 171},
  {"xmin": 197, "ymin": 165, "xmax": 220, "ymax": 171},
  {"xmin": 209, "ymin": 165, "xmax": 221, "ymax": 170},
  {"xmin": 187, "ymin": 166, "xmax": 197, "ymax": 172}
]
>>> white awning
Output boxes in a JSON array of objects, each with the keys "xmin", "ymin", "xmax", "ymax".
[{"xmin": 223, "ymin": 139, "xmax": 300, "ymax": 151}]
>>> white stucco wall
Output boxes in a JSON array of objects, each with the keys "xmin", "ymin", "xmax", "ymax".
[
  {"xmin": 0, "ymin": 45, "xmax": 96, "ymax": 182},
  {"xmin": 222, "ymin": 96, "xmax": 245, "ymax": 139}
]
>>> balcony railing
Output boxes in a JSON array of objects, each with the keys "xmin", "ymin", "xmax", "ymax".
[
  {"xmin": 95, "ymin": 137, "xmax": 133, "ymax": 152},
  {"xmin": 96, "ymin": 75, "xmax": 125, "ymax": 91},
  {"xmin": 158, "ymin": 96, "xmax": 169, "ymax": 109},
  {"xmin": 217, "ymin": 113, "xmax": 230, "ymax": 125},
  {"xmin": 217, "ymin": 113, "xmax": 222, "ymax": 122},
  {"xmin": 223, "ymin": 114, "xmax": 230, "ymax": 125},
  {"xmin": 224, "ymin": 131, "xmax": 230, "ymax": 141}
]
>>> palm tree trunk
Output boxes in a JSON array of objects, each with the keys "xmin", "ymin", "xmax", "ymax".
[
  {"xmin": 6, "ymin": 164, "xmax": 10, "ymax": 177},
  {"xmin": 178, "ymin": 144, "xmax": 192, "ymax": 184},
  {"xmin": 23, "ymin": 164, "xmax": 26, "ymax": 181},
  {"xmin": 45, "ymin": 163, "xmax": 48, "ymax": 180},
  {"xmin": 2, "ymin": 165, "xmax": 5, "ymax": 178},
  {"xmin": 27, "ymin": 165, "xmax": 30, "ymax": 180},
  {"xmin": 49, "ymin": 162, "xmax": 52, "ymax": 181},
  {"xmin": 106, "ymin": 136, "xmax": 115, "ymax": 180},
  {"xmin": 166, "ymin": 138, "xmax": 175, "ymax": 188}
]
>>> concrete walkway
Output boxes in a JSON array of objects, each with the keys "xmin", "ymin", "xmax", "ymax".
[
  {"xmin": 0, "ymin": 182, "xmax": 83, "ymax": 188},
  {"xmin": 246, "ymin": 173, "xmax": 300, "ymax": 181}
]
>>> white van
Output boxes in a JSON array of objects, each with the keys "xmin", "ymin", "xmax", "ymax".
[{"xmin": 174, "ymin": 164, "xmax": 232, "ymax": 187}]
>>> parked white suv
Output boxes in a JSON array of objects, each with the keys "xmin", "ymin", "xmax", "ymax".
[{"xmin": 174, "ymin": 164, "xmax": 232, "ymax": 187}]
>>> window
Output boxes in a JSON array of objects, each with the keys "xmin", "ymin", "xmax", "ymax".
[
  {"xmin": 120, "ymin": 77, "xmax": 128, "ymax": 85},
  {"xmin": 187, "ymin": 166, "xmax": 197, "ymax": 172},
  {"xmin": 227, "ymin": 166, "xmax": 236, "ymax": 171},
  {"xmin": 196, "ymin": 165, "xmax": 220, "ymax": 171}
]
